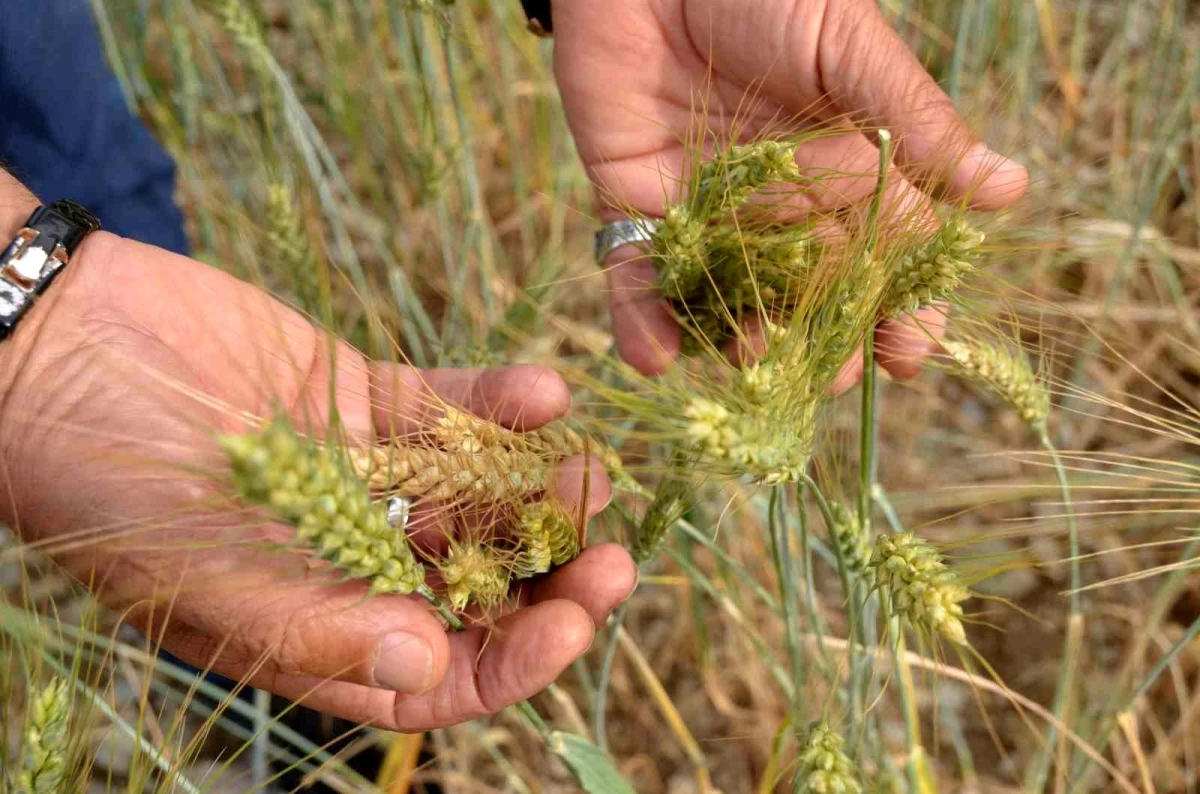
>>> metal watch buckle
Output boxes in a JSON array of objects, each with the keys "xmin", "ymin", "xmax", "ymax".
[{"xmin": 0, "ymin": 200, "xmax": 99, "ymax": 339}]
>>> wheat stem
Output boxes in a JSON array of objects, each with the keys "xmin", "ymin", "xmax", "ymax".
[
  {"xmin": 1027, "ymin": 431, "xmax": 1082, "ymax": 792},
  {"xmin": 416, "ymin": 584, "xmax": 465, "ymax": 631},
  {"xmin": 874, "ymin": 496, "xmax": 938, "ymax": 794},
  {"xmin": 590, "ymin": 601, "xmax": 629, "ymax": 753},
  {"xmin": 796, "ymin": 501, "xmax": 835, "ymax": 679},
  {"xmin": 617, "ymin": 628, "xmax": 713, "ymax": 794},
  {"xmin": 768, "ymin": 488, "xmax": 805, "ymax": 713},
  {"xmin": 859, "ymin": 129, "xmax": 891, "ymax": 533}
]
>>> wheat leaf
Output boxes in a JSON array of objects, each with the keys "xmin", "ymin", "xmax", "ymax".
[{"xmin": 548, "ymin": 732, "xmax": 635, "ymax": 794}]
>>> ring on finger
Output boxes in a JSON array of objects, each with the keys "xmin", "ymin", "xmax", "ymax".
[{"xmin": 593, "ymin": 218, "xmax": 660, "ymax": 266}]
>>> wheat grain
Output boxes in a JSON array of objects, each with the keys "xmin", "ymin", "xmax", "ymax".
[
  {"xmin": 692, "ymin": 139, "xmax": 801, "ymax": 214},
  {"xmin": 351, "ymin": 443, "xmax": 550, "ymax": 502},
  {"xmin": 632, "ymin": 474, "xmax": 691, "ymax": 564},
  {"xmin": 829, "ymin": 501, "xmax": 870, "ymax": 574},
  {"xmin": 438, "ymin": 541, "xmax": 511, "ymax": 611},
  {"xmin": 868, "ymin": 532, "xmax": 970, "ymax": 646},
  {"xmin": 265, "ymin": 183, "xmax": 321, "ymax": 315},
  {"xmin": 682, "ymin": 396, "xmax": 811, "ymax": 484},
  {"xmin": 17, "ymin": 678, "xmax": 71, "ymax": 794},
  {"xmin": 216, "ymin": 0, "xmax": 268, "ymax": 64},
  {"xmin": 792, "ymin": 722, "xmax": 862, "ymax": 794},
  {"xmin": 943, "ymin": 339, "xmax": 1049, "ymax": 430},
  {"xmin": 513, "ymin": 500, "xmax": 579, "ymax": 576},
  {"xmin": 221, "ymin": 415, "xmax": 425, "ymax": 595},
  {"xmin": 884, "ymin": 216, "xmax": 985, "ymax": 317}
]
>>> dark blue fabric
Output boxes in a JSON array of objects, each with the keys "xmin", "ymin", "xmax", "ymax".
[{"xmin": 0, "ymin": 0, "xmax": 189, "ymax": 254}]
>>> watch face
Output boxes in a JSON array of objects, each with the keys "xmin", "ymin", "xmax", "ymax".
[{"xmin": 0, "ymin": 280, "xmax": 27, "ymax": 324}]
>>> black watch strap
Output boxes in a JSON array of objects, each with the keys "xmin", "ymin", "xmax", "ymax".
[
  {"xmin": 0, "ymin": 199, "xmax": 101, "ymax": 340},
  {"xmin": 520, "ymin": 0, "xmax": 552, "ymax": 36}
]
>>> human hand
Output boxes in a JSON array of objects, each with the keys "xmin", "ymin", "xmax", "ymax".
[
  {"xmin": 0, "ymin": 225, "xmax": 636, "ymax": 730},
  {"xmin": 552, "ymin": 0, "xmax": 1028, "ymax": 378}
]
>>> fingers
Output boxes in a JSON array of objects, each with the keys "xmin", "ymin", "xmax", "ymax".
[
  {"xmin": 156, "ymin": 578, "xmax": 453, "ymax": 697},
  {"xmin": 368, "ymin": 363, "xmax": 571, "ymax": 438},
  {"xmin": 875, "ymin": 304, "xmax": 949, "ymax": 380},
  {"xmin": 605, "ymin": 243, "xmax": 680, "ymax": 375},
  {"xmin": 825, "ymin": 304, "xmax": 948, "ymax": 395},
  {"xmin": 830, "ymin": 347, "xmax": 865, "ymax": 396},
  {"xmin": 815, "ymin": 2, "xmax": 1027, "ymax": 209},
  {"xmin": 550, "ymin": 454, "xmax": 614, "ymax": 521},
  {"xmin": 529, "ymin": 543, "xmax": 637, "ymax": 626},
  {"xmin": 257, "ymin": 598, "xmax": 596, "ymax": 731}
]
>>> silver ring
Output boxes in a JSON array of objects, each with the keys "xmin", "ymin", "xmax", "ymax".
[
  {"xmin": 386, "ymin": 496, "xmax": 412, "ymax": 530},
  {"xmin": 594, "ymin": 218, "xmax": 660, "ymax": 265}
]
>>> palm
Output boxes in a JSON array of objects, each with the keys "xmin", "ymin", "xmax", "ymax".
[
  {"xmin": 554, "ymin": 1, "xmax": 800, "ymax": 215},
  {"xmin": 0, "ymin": 233, "xmax": 635, "ymax": 730}
]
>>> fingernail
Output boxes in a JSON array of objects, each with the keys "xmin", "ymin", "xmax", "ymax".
[
  {"xmin": 373, "ymin": 632, "xmax": 434, "ymax": 694},
  {"xmin": 624, "ymin": 569, "xmax": 640, "ymax": 601}
]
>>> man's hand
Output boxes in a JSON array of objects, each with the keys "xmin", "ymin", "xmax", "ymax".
[
  {"xmin": 553, "ymin": 0, "xmax": 1028, "ymax": 377},
  {"xmin": 0, "ymin": 226, "xmax": 636, "ymax": 731}
]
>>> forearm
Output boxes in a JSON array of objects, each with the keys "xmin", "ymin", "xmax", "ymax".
[{"xmin": 0, "ymin": 168, "xmax": 42, "ymax": 235}]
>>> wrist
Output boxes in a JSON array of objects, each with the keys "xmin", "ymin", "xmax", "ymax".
[{"xmin": 0, "ymin": 226, "xmax": 122, "ymax": 533}]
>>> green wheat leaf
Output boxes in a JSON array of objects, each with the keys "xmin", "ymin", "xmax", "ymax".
[{"xmin": 548, "ymin": 732, "xmax": 636, "ymax": 794}]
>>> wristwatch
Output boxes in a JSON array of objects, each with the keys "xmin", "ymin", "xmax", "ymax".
[
  {"xmin": 520, "ymin": 0, "xmax": 551, "ymax": 36},
  {"xmin": 0, "ymin": 200, "xmax": 101, "ymax": 341}
]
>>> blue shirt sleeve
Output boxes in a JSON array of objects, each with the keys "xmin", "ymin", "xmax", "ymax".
[{"xmin": 0, "ymin": 0, "xmax": 190, "ymax": 255}]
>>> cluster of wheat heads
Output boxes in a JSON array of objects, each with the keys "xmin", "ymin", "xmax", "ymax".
[
  {"xmin": 570, "ymin": 127, "xmax": 1058, "ymax": 793},
  {"xmin": 9, "ymin": 0, "xmax": 1197, "ymax": 793}
]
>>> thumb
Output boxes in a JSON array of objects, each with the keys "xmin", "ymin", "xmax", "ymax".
[{"xmin": 814, "ymin": 1, "xmax": 1027, "ymax": 209}]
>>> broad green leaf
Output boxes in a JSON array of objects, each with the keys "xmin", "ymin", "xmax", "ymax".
[{"xmin": 547, "ymin": 732, "xmax": 635, "ymax": 794}]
